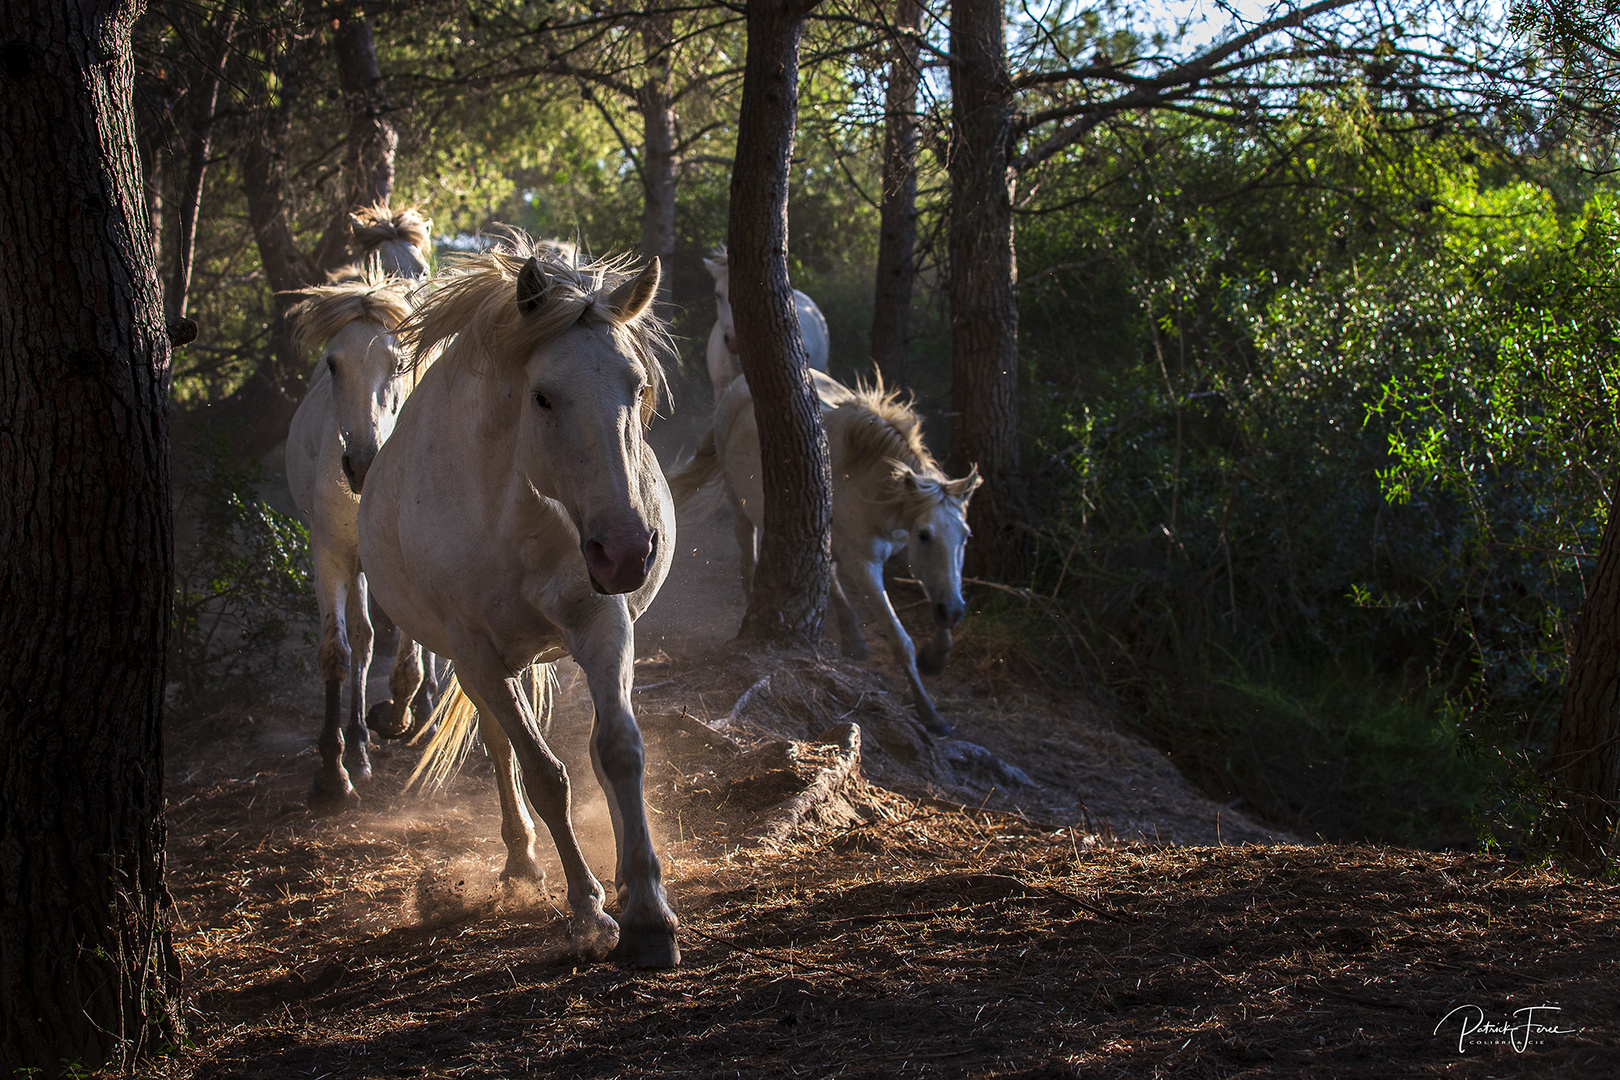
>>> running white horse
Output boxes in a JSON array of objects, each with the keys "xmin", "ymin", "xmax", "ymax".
[
  {"xmin": 703, "ymin": 245, "xmax": 829, "ymax": 399},
  {"xmin": 284, "ymin": 263, "xmax": 439, "ymax": 810},
  {"xmin": 358, "ymin": 237, "xmax": 681, "ymax": 966},
  {"xmin": 670, "ymin": 373, "xmax": 979, "ymax": 735},
  {"xmin": 346, "ymin": 202, "xmax": 434, "ymax": 280}
]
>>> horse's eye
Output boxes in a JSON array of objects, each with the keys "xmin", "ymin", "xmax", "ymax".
[
  {"xmin": 534, "ymin": 392, "xmax": 551, "ymax": 410},
  {"xmin": 918, "ymin": 529, "xmax": 933, "ymax": 543}
]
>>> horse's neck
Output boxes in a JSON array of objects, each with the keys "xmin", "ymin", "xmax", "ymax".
[{"xmin": 826, "ymin": 411, "xmax": 914, "ymax": 539}]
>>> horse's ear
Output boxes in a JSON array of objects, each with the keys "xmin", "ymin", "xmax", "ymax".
[
  {"xmin": 607, "ymin": 257, "xmax": 661, "ymax": 322},
  {"xmin": 702, "ymin": 256, "xmax": 722, "ymax": 280},
  {"xmin": 516, "ymin": 256, "xmax": 548, "ymax": 315},
  {"xmin": 947, "ymin": 466, "xmax": 983, "ymax": 502}
]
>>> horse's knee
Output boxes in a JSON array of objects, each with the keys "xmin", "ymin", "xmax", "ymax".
[{"xmin": 593, "ymin": 726, "xmax": 646, "ymax": 780}]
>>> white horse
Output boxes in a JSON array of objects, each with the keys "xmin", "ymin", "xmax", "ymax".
[
  {"xmin": 670, "ymin": 373, "xmax": 979, "ymax": 735},
  {"xmin": 703, "ymin": 245, "xmax": 829, "ymax": 399},
  {"xmin": 345, "ymin": 202, "xmax": 434, "ymax": 280},
  {"xmin": 358, "ymin": 237, "xmax": 681, "ymax": 967},
  {"xmin": 284, "ymin": 264, "xmax": 439, "ymax": 810}
]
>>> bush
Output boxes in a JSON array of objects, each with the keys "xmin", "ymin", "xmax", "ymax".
[{"xmin": 171, "ymin": 435, "xmax": 316, "ymax": 711}]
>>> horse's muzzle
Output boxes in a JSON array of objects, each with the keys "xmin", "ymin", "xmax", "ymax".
[
  {"xmin": 934, "ymin": 600, "xmax": 966, "ymax": 630},
  {"xmin": 584, "ymin": 529, "xmax": 658, "ymax": 595},
  {"xmin": 341, "ymin": 453, "xmax": 370, "ymax": 495}
]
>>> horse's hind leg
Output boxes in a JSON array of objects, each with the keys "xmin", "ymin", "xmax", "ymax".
[
  {"xmin": 478, "ymin": 712, "xmax": 543, "ymax": 883},
  {"xmin": 829, "ymin": 562, "xmax": 870, "ymax": 660},
  {"xmin": 455, "ymin": 649, "xmax": 615, "ymax": 954},
  {"xmin": 366, "ymin": 632, "xmax": 424, "ymax": 739},
  {"xmin": 728, "ymin": 489, "xmax": 757, "ymax": 600},
  {"xmin": 343, "ymin": 575, "xmax": 375, "ymax": 783},
  {"xmin": 572, "ymin": 609, "xmax": 680, "ymax": 968}
]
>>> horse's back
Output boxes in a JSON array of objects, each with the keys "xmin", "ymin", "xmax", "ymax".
[{"xmin": 793, "ymin": 289, "xmax": 829, "ymax": 374}]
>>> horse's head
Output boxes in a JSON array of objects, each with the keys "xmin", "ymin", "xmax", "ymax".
[
  {"xmin": 323, "ymin": 320, "xmax": 412, "ymax": 494},
  {"xmin": 350, "ymin": 204, "xmax": 433, "ymax": 282},
  {"xmin": 900, "ymin": 465, "xmax": 981, "ymax": 674},
  {"xmin": 703, "ymin": 248, "xmax": 738, "ymax": 355},
  {"xmin": 513, "ymin": 255, "xmax": 668, "ymax": 595},
  {"xmin": 287, "ymin": 270, "xmax": 416, "ymax": 496}
]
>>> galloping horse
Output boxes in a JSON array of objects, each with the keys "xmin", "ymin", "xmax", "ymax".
[
  {"xmin": 346, "ymin": 202, "xmax": 434, "ymax": 280},
  {"xmin": 358, "ymin": 237, "xmax": 681, "ymax": 966},
  {"xmin": 284, "ymin": 263, "xmax": 438, "ymax": 810},
  {"xmin": 703, "ymin": 245, "xmax": 829, "ymax": 400},
  {"xmin": 670, "ymin": 373, "xmax": 979, "ymax": 735}
]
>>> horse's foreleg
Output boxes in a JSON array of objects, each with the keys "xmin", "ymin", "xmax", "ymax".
[
  {"xmin": 829, "ymin": 562, "xmax": 870, "ymax": 660},
  {"xmin": 310, "ymin": 562, "xmax": 359, "ymax": 812},
  {"xmin": 845, "ymin": 557, "xmax": 951, "ymax": 736},
  {"xmin": 343, "ymin": 575, "xmax": 374, "ymax": 783},
  {"xmin": 478, "ymin": 712, "xmax": 543, "ymax": 882},
  {"xmin": 455, "ymin": 649, "xmax": 615, "ymax": 954},
  {"xmin": 571, "ymin": 608, "xmax": 680, "ymax": 968}
]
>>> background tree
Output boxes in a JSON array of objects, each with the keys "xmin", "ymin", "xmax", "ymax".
[
  {"xmin": 730, "ymin": 0, "xmax": 835, "ymax": 645},
  {"xmin": 869, "ymin": 0, "xmax": 924, "ymax": 385},
  {"xmin": 0, "ymin": 0, "xmax": 182, "ymax": 1070}
]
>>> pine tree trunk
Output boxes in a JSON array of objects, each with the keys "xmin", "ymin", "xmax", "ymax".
[
  {"xmin": 312, "ymin": 14, "xmax": 399, "ymax": 274},
  {"xmin": 1544, "ymin": 475, "xmax": 1620, "ymax": 867},
  {"xmin": 871, "ymin": 0, "xmax": 922, "ymax": 386},
  {"xmin": 947, "ymin": 0, "xmax": 1028, "ymax": 580},
  {"xmin": 638, "ymin": 13, "xmax": 678, "ymax": 289},
  {"xmin": 0, "ymin": 3, "xmax": 182, "ymax": 1072},
  {"xmin": 728, "ymin": 0, "xmax": 833, "ymax": 646},
  {"xmin": 169, "ymin": 11, "xmax": 235, "ymax": 322}
]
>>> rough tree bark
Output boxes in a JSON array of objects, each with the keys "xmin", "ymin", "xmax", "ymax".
[
  {"xmin": 947, "ymin": 0, "xmax": 1029, "ymax": 580},
  {"xmin": 870, "ymin": 0, "xmax": 922, "ymax": 386},
  {"xmin": 312, "ymin": 13, "xmax": 400, "ymax": 275},
  {"xmin": 1543, "ymin": 475, "xmax": 1620, "ymax": 867},
  {"xmin": 169, "ymin": 9, "xmax": 236, "ymax": 322},
  {"xmin": 637, "ymin": 12, "xmax": 678, "ymax": 282},
  {"xmin": 728, "ymin": 0, "xmax": 833, "ymax": 646},
  {"xmin": 0, "ymin": 2, "xmax": 182, "ymax": 1072}
]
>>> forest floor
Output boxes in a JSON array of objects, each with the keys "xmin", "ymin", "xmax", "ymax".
[{"xmin": 142, "ymin": 451, "xmax": 1619, "ymax": 1078}]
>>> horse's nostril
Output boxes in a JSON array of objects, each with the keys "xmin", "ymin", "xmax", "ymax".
[
  {"xmin": 935, "ymin": 603, "xmax": 949, "ymax": 623},
  {"xmin": 644, "ymin": 531, "xmax": 659, "ymax": 572}
]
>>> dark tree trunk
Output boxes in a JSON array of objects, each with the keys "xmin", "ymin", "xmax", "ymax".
[
  {"xmin": 728, "ymin": 0, "xmax": 833, "ymax": 646},
  {"xmin": 0, "ymin": 2, "xmax": 182, "ymax": 1072},
  {"xmin": 169, "ymin": 11, "xmax": 235, "ymax": 322},
  {"xmin": 312, "ymin": 14, "xmax": 399, "ymax": 275},
  {"xmin": 1543, "ymin": 475, "xmax": 1620, "ymax": 868},
  {"xmin": 870, "ymin": 0, "xmax": 922, "ymax": 386},
  {"xmin": 638, "ymin": 13, "xmax": 678, "ymax": 286},
  {"xmin": 232, "ymin": 33, "xmax": 317, "ymax": 459},
  {"xmin": 947, "ymin": 0, "xmax": 1028, "ymax": 580}
]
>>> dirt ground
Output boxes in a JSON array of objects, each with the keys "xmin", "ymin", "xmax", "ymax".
[{"xmin": 138, "ymin": 420, "xmax": 1618, "ymax": 1078}]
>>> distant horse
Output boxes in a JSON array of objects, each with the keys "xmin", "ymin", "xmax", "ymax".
[
  {"xmin": 670, "ymin": 373, "xmax": 979, "ymax": 735},
  {"xmin": 703, "ymin": 245, "xmax": 829, "ymax": 400},
  {"xmin": 346, "ymin": 202, "xmax": 434, "ymax": 281},
  {"xmin": 358, "ymin": 237, "xmax": 681, "ymax": 966},
  {"xmin": 284, "ymin": 263, "xmax": 439, "ymax": 810}
]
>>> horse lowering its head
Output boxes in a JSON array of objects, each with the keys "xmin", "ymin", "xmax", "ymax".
[
  {"xmin": 832, "ymin": 381, "xmax": 981, "ymax": 670},
  {"xmin": 287, "ymin": 262, "xmax": 417, "ymax": 494},
  {"xmin": 348, "ymin": 202, "xmax": 434, "ymax": 281},
  {"xmin": 402, "ymin": 239, "xmax": 669, "ymax": 594}
]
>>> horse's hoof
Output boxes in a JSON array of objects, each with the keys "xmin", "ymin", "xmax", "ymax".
[
  {"xmin": 840, "ymin": 640, "xmax": 871, "ymax": 661},
  {"xmin": 567, "ymin": 911, "xmax": 621, "ymax": 960},
  {"xmin": 344, "ymin": 755, "xmax": 373, "ymax": 784},
  {"xmin": 609, "ymin": 929, "xmax": 681, "ymax": 969},
  {"xmin": 499, "ymin": 855, "xmax": 546, "ymax": 884},
  {"xmin": 308, "ymin": 782, "xmax": 360, "ymax": 815},
  {"xmin": 921, "ymin": 714, "xmax": 953, "ymax": 737},
  {"xmin": 366, "ymin": 699, "xmax": 409, "ymax": 739}
]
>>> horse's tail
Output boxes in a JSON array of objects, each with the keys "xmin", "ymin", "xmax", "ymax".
[
  {"xmin": 666, "ymin": 428, "xmax": 721, "ymax": 507},
  {"xmin": 405, "ymin": 663, "xmax": 557, "ymax": 794}
]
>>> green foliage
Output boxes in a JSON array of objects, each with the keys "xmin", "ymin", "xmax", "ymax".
[{"xmin": 171, "ymin": 435, "xmax": 316, "ymax": 711}]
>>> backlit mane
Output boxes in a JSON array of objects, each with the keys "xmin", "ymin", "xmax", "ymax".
[
  {"xmin": 285, "ymin": 261, "xmax": 414, "ymax": 358},
  {"xmin": 350, "ymin": 202, "xmax": 433, "ymax": 262},
  {"xmin": 832, "ymin": 377, "xmax": 977, "ymax": 520},
  {"xmin": 399, "ymin": 232, "xmax": 670, "ymax": 420}
]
